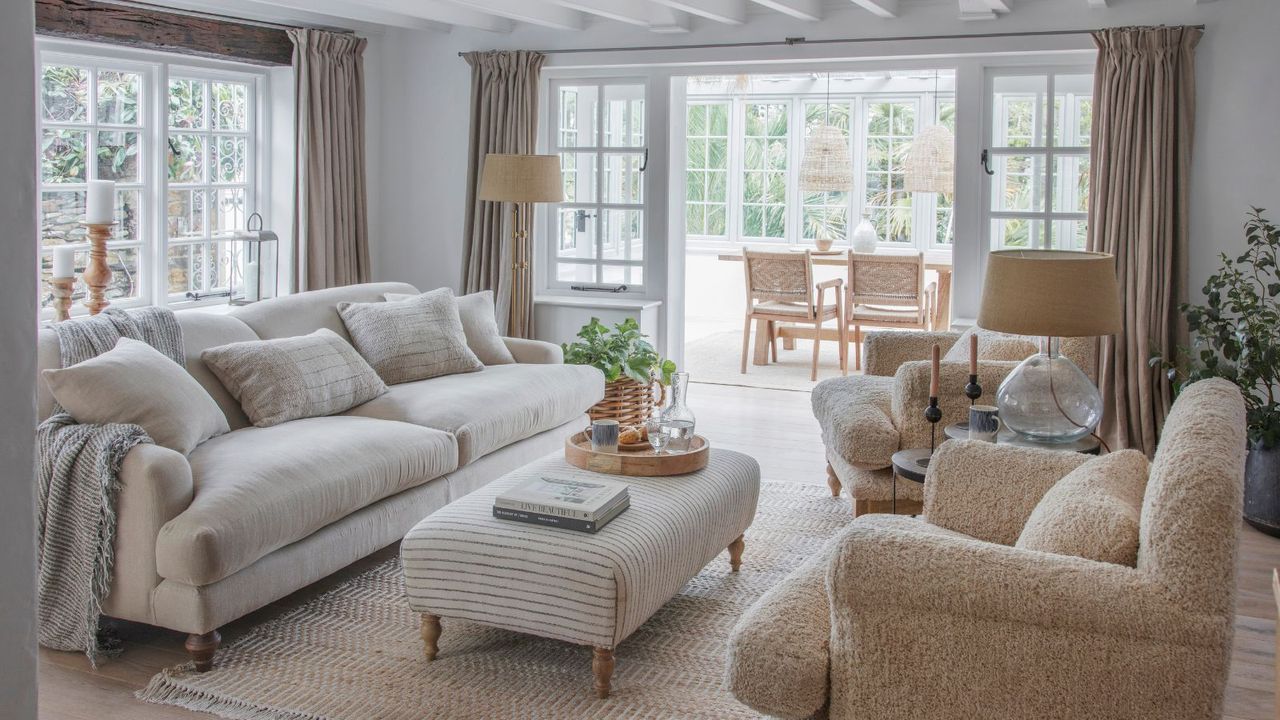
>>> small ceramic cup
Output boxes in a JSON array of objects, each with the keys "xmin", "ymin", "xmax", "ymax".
[
  {"xmin": 589, "ymin": 419, "xmax": 620, "ymax": 453},
  {"xmin": 968, "ymin": 405, "xmax": 1002, "ymax": 443}
]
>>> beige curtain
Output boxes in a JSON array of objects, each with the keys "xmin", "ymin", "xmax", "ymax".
[
  {"xmin": 289, "ymin": 28, "xmax": 370, "ymax": 291},
  {"xmin": 461, "ymin": 51, "xmax": 546, "ymax": 338},
  {"xmin": 1087, "ymin": 26, "xmax": 1202, "ymax": 455}
]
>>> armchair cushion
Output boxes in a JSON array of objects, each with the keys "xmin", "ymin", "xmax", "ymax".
[
  {"xmin": 812, "ymin": 374, "xmax": 898, "ymax": 468},
  {"xmin": 941, "ymin": 326, "xmax": 1038, "ymax": 364},
  {"xmin": 1017, "ymin": 450, "xmax": 1149, "ymax": 566},
  {"xmin": 862, "ymin": 330, "xmax": 960, "ymax": 377},
  {"xmin": 892, "ymin": 361, "xmax": 1019, "ymax": 452}
]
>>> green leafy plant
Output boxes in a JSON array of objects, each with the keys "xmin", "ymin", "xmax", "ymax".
[
  {"xmin": 562, "ymin": 318, "xmax": 677, "ymax": 386},
  {"xmin": 1158, "ymin": 207, "xmax": 1280, "ymax": 448}
]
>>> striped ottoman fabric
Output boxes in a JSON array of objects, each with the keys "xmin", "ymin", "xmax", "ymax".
[{"xmin": 401, "ymin": 449, "xmax": 760, "ymax": 694}]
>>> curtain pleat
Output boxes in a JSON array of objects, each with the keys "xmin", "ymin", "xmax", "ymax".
[
  {"xmin": 461, "ymin": 51, "xmax": 546, "ymax": 338},
  {"xmin": 1087, "ymin": 26, "xmax": 1201, "ymax": 456},
  {"xmin": 289, "ymin": 28, "xmax": 370, "ymax": 291}
]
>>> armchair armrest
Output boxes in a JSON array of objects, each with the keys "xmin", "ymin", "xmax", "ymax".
[
  {"xmin": 862, "ymin": 330, "xmax": 961, "ymax": 377},
  {"xmin": 502, "ymin": 337, "xmax": 563, "ymax": 364},
  {"xmin": 923, "ymin": 439, "xmax": 1091, "ymax": 545},
  {"xmin": 815, "ymin": 277, "xmax": 843, "ymax": 291},
  {"xmin": 102, "ymin": 444, "xmax": 194, "ymax": 621},
  {"xmin": 890, "ymin": 359, "xmax": 1019, "ymax": 450}
]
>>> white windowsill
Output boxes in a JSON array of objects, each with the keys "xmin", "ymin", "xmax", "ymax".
[{"xmin": 535, "ymin": 295, "xmax": 663, "ymax": 310}]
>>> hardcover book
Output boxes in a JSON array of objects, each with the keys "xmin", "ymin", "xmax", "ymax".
[
  {"xmin": 492, "ymin": 497, "xmax": 630, "ymax": 534},
  {"xmin": 495, "ymin": 476, "xmax": 630, "ymax": 521}
]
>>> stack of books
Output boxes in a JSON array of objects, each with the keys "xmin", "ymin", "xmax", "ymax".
[{"xmin": 493, "ymin": 476, "xmax": 630, "ymax": 533}]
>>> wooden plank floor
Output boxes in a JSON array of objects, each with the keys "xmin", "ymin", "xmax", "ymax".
[{"xmin": 38, "ymin": 383, "xmax": 1279, "ymax": 719}]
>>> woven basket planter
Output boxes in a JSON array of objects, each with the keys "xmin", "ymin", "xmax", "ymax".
[{"xmin": 588, "ymin": 377, "xmax": 666, "ymax": 428}]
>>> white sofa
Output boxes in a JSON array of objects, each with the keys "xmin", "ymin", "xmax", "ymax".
[{"xmin": 36, "ymin": 282, "xmax": 605, "ymax": 668}]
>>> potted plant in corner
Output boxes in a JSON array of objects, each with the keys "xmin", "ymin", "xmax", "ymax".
[
  {"xmin": 1164, "ymin": 207, "xmax": 1280, "ymax": 536},
  {"xmin": 563, "ymin": 317, "xmax": 677, "ymax": 428}
]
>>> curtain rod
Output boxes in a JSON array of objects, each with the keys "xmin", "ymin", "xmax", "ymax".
[{"xmin": 458, "ymin": 24, "xmax": 1205, "ymax": 57}]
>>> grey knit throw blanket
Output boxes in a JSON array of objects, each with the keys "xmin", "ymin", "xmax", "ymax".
[{"xmin": 36, "ymin": 307, "xmax": 183, "ymax": 664}]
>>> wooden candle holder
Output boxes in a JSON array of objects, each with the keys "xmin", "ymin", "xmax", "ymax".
[
  {"xmin": 81, "ymin": 222, "xmax": 115, "ymax": 315},
  {"xmin": 50, "ymin": 277, "xmax": 74, "ymax": 322}
]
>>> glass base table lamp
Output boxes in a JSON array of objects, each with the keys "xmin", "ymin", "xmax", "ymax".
[{"xmin": 977, "ymin": 250, "xmax": 1122, "ymax": 443}]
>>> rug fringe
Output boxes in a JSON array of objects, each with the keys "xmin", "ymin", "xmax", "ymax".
[{"xmin": 137, "ymin": 670, "xmax": 326, "ymax": 720}]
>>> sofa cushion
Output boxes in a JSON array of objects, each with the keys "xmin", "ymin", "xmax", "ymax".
[
  {"xmin": 942, "ymin": 326, "xmax": 1038, "ymax": 364},
  {"xmin": 339, "ymin": 289, "xmax": 483, "ymax": 385},
  {"xmin": 812, "ymin": 374, "xmax": 898, "ymax": 468},
  {"xmin": 156, "ymin": 416, "xmax": 457, "ymax": 586},
  {"xmin": 344, "ymin": 363, "xmax": 604, "ymax": 465},
  {"xmin": 387, "ymin": 290, "xmax": 515, "ymax": 366},
  {"xmin": 1016, "ymin": 449, "xmax": 1149, "ymax": 566},
  {"xmin": 229, "ymin": 281, "xmax": 419, "ymax": 343}
]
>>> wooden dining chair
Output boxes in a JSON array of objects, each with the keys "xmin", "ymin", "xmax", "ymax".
[
  {"xmin": 845, "ymin": 252, "xmax": 936, "ymax": 370},
  {"xmin": 741, "ymin": 248, "xmax": 847, "ymax": 381}
]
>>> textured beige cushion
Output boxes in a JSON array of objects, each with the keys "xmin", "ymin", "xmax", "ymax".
[
  {"xmin": 229, "ymin": 281, "xmax": 419, "ymax": 343},
  {"xmin": 812, "ymin": 374, "xmax": 898, "ymax": 468},
  {"xmin": 156, "ymin": 416, "xmax": 458, "ymax": 586},
  {"xmin": 942, "ymin": 326, "xmax": 1038, "ymax": 363},
  {"xmin": 42, "ymin": 337, "xmax": 229, "ymax": 455},
  {"xmin": 339, "ymin": 288, "xmax": 482, "ymax": 384},
  {"xmin": 345, "ymin": 363, "xmax": 605, "ymax": 465},
  {"xmin": 201, "ymin": 328, "xmax": 387, "ymax": 428},
  {"xmin": 1016, "ymin": 450, "xmax": 1150, "ymax": 566},
  {"xmin": 386, "ymin": 290, "xmax": 515, "ymax": 366}
]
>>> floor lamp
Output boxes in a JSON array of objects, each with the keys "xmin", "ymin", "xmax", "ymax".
[{"xmin": 478, "ymin": 154, "xmax": 564, "ymax": 338}]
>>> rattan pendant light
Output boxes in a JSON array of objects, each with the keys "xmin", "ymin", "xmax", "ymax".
[
  {"xmin": 905, "ymin": 71, "xmax": 955, "ymax": 194},
  {"xmin": 799, "ymin": 73, "xmax": 853, "ymax": 192}
]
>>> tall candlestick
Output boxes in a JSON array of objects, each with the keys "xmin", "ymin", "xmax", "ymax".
[
  {"xmin": 52, "ymin": 246, "xmax": 75, "ymax": 278},
  {"xmin": 929, "ymin": 343, "xmax": 940, "ymax": 397},
  {"xmin": 50, "ymin": 278, "xmax": 74, "ymax": 322},
  {"xmin": 965, "ymin": 332, "xmax": 983, "ymax": 405},
  {"xmin": 86, "ymin": 180, "xmax": 115, "ymax": 225},
  {"xmin": 969, "ymin": 332, "xmax": 978, "ymax": 376},
  {"xmin": 82, "ymin": 222, "xmax": 115, "ymax": 315}
]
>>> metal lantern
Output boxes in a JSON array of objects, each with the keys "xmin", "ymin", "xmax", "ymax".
[{"xmin": 229, "ymin": 212, "xmax": 278, "ymax": 305}]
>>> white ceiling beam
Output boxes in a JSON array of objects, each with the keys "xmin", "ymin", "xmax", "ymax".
[
  {"xmin": 958, "ymin": 0, "xmax": 997, "ymax": 20},
  {"xmin": 549, "ymin": 0, "xmax": 649, "ymax": 24},
  {"xmin": 1088, "ymin": 0, "xmax": 1108, "ymax": 6},
  {"xmin": 749, "ymin": 0, "xmax": 822, "ymax": 21},
  {"xmin": 646, "ymin": 4, "xmax": 691, "ymax": 33},
  {"xmin": 437, "ymin": 0, "xmax": 586, "ymax": 29},
  {"xmin": 847, "ymin": 0, "xmax": 898, "ymax": 19},
  {"xmin": 251, "ymin": 0, "xmax": 515, "ymax": 32},
  {"xmin": 651, "ymin": 0, "xmax": 747, "ymax": 24}
]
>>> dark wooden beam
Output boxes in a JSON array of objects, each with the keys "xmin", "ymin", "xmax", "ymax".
[{"xmin": 35, "ymin": 0, "xmax": 294, "ymax": 67}]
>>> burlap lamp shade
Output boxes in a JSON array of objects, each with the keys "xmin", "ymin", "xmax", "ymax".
[
  {"xmin": 478, "ymin": 154, "xmax": 564, "ymax": 203},
  {"xmin": 978, "ymin": 250, "xmax": 1122, "ymax": 337}
]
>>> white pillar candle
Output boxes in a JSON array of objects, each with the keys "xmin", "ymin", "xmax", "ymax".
[
  {"xmin": 52, "ymin": 246, "xmax": 75, "ymax": 278},
  {"xmin": 244, "ymin": 260, "xmax": 260, "ymax": 302},
  {"xmin": 85, "ymin": 180, "xmax": 115, "ymax": 224}
]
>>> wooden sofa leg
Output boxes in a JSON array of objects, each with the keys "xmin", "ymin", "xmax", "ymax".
[
  {"xmin": 421, "ymin": 614, "xmax": 442, "ymax": 661},
  {"xmin": 185, "ymin": 630, "xmax": 221, "ymax": 672},
  {"xmin": 826, "ymin": 463, "xmax": 842, "ymax": 497},
  {"xmin": 593, "ymin": 647, "xmax": 615, "ymax": 699}
]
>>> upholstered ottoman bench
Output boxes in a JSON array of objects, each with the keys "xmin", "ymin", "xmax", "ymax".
[{"xmin": 401, "ymin": 449, "xmax": 760, "ymax": 698}]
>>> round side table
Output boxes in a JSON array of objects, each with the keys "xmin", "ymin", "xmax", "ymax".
[
  {"xmin": 944, "ymin": 423, "xmax": 1101, "ymax": 454},
  {"xmin": 890, "ymin": 448, "xmax": 932, "ymax": 514}
]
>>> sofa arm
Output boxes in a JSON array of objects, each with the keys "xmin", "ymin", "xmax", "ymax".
[
  {"xmin": 502, "ymin": 337, "xmax": 563, "ymax": 364},
  {"xmin": 101, "ymin": 444, "xmax": 194, "ymax": 622},
  {"xmin": 890, "ymin": 359, "xmax": 1019, "ymax": 450},
  {"xmin": 812, "ymin": 375, "xmax": 898, "ymax": 469},
  {"xmin": 923, "ymin": 439, "xmax": 1091, "ymax": 545},
  {"xmin": 862, "ymin": 331, "xmax": 961, "ymax": 377},
  {"xmin": 726, "ymin": 544, "xmax": 833, "ymax": 720}
]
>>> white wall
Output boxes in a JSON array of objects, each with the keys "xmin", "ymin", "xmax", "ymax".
[
  {"xmin": 370, "ymin": 0, "xmax": 1280, "ymax": 326},
  {"xmin": 1, "ymin": 0, "xmax": 39, "ymax": 717}
]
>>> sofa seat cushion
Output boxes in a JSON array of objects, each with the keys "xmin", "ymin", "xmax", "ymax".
[
  {"xmin": 344, "ymin": 363, "xmax": 604, "ymax": 465},
  {"xmin": 156, "ymin": 416, "xmax": 457, "ymax": 586}
]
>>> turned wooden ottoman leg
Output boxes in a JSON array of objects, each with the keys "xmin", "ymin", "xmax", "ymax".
[
  {"xmin": 185, "ymin": 630, "xmax": 221, "ymax": 673},
  {"xmin": 593, "ymin": 647, "xmax": 615, "ymax": 698},
  {"xmin": 826, "ymin": 463, "xmax": 842, "ymax": 497},
  {"xmin": 421, "ymin": 614, "xmax": 442, "ymax": 661},
  {"xmin": 728, "ymin": 534, "xmax": 745, "ymax": 572}
]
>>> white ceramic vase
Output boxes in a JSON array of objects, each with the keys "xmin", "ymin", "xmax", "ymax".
[{"xmin": 851, "ymin": 216, "xmax": 878, "ymax": 254}]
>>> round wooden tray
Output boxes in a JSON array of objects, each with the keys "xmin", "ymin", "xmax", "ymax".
[{"xmin": 565, "ymin": 430, "xmax": 710, "ymax": 476}]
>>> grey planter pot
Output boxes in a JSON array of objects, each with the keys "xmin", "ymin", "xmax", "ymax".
[{"xmin": 1244, "ymin": 442, "xmax": 1280, "ymax": 538}]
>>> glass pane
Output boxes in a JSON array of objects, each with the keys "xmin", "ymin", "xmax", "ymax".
[
  {"xmin": 97, "ymin": 70, "xmax": 141, "ymax": 125},
  {"xmin": 802, "ymin": 201, "xmax": 848, "ymax": 243},
  {"xmin": 1054, "ymin": 154, "xmax": 1090, "ymax": 214},
  {"xmin": 602, "ymin": 153, "xmax": 643, "ymax": 204},
  {"xmin": 557, "ymin": 263, "xmax": 596, "ymax": 283},
  {"xmin": 601, "ymin": 209, "xmax": 643, "ymax": 262},
  {"xmin": 602, "ymin": 265, "xmax": 642, "ymax": 286},
  {"xmin": 1053, "ymin": 73, "xmax": 1093, "ymax": 147},
  {"xmin": 168, "ymin": 78, "xmax": 205, "ymax": 129},
  {"xmin": 114, "ymin": 188, "xmax": 142, "ymax": 243},
  {"xmin": 167, "ymin": 189, "xmax": 207, "ymax": 239},
  {"xmin": 992, "ymin": 75, "xmax": 1047, "ymax": 147},
  {"xmin": 167, "ymin": 242, "xmax": 199, "ymax": 294},
  {"xmin": 212, "ymin": 239, "xmax": 238, "ymax": 290},
  {"xmin": 805, "ymin": 102, "xmax": 851, "ymax": 133},
  {"xmin": 557, "ymin": 85, "xmax": 598, "ymax": 148},
  {"xmin": 991, "ymin": 217, "xmax": 1045, "ymax": 250},
  {"xmin": 706, "ymin": 205, "xmax": 726, "ymax": 236},
  {"xmin": 559, "ymin": 152, "xmax": 596, "ymax": 203},
  {"xmin": 41, "ymin": 246, "xmax": 140, "ymax": 309},
  {"xmin": 992, "ymin": 154, "xmax": 1045, "ymax": 212},
  {"xmin": 212, "ymin": 82, "xmax": 249, "ymax": 131},
  {"xmin": 41, "ymin": 190, "xmax": 86, "ymax": 246},
  {"xmin": 602, "ymin": 84, "xmax": 644, "ymax": 147},
  {"xmin": 557, "ymin": 208, "xmax": 596, "ymax": 258},
  {"xmin": 936, "ymin": 193, "xmax": 954, "ymax": 245},
  {"xmin": 168, "ymin": 134, "xmax": 205, "ymax": 183},
  {"xmin": 96, "ymin": 130, "xmax": 140, "ymax": 182},
  {"xmin": 212, "ymin": 136, "xmax": 247, "ymax": 183},
  {"xmin": 212, "ymin": 188, "xmax": 246, "ymax": 235},
  {"xmin": 1053, "ymin": 219, "xmax": 1088, "ymax": 251},
  {"xmin": 870, "ymin": 204, "xmax": 913, "ymax": 244},
  {"xmin": 708, "ymin": 102, "xmax": 728, "ymax": 136},
  {"xmin": 42, "ymin": 129, "xmax": 87, "ymax": 184},
  {"xmin": 41, "ymin": 65, "xmax": 88, "ymax": 123},
  {"xmin": 686, "ymin": 203, "xmax": 705, "ymax": 235}
]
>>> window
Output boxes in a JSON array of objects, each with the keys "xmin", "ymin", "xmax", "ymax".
[
  {"xmin": 36, "ymin": 45, "xmax": 265, "ymax": 315},
  {"xmin": 801, "ymin": 102, "xmax": 851, "ymax": 245},
  {"xmin": 862, "ymin": 99, "xmax": 918, "ymax": 244},
  {"xmin": 986, "ymin": 71, "xmax": 1092, "ymax": 251},
  {"xmin": 685, "ymin": 102, "xmax": 729, "ymax": 239},
  {"xmin": 549, "ymin": 81, "xmax": 647, "ymax": 290},
  {"xmin": 741, "ymin": 102, "xmax": 789, "ymax": 241}
]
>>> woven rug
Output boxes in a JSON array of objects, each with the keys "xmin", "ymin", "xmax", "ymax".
[
  {"xmin": 138, "ymin": 481, "xmax": 848, "ymax": 719},
  {"xmin": 685, "ymin": 330, "xmax": 857, "ymax": 392}
]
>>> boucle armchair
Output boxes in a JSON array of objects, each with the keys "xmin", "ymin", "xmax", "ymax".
[
  {"xmin": 812, "ymin": 328, "xmax": 1094, "ymax": 515},
  {"xmin": 729, "ymin": 378, "xmax": 1247, "ymax": 720}
]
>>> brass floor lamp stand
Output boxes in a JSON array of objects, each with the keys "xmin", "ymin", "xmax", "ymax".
[{"xmin": 510, "ymin": 203, "xmax": 532, "ymax": 339}]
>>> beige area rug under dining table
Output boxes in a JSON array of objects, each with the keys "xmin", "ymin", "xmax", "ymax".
[
  {"xmin": 685, "ymin": 330, "xmax": 856, "ymax": 392},
  {"xmin": 137, "ymin": 481, "xmax": 850, "ymax": 719}
]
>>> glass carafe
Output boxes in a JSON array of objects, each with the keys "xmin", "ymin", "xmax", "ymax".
[{"xmin": 659, "ymin": 372, "xmax": 696, "ymax": 452}]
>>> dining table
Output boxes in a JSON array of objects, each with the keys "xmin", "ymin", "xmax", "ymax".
[{"xmin": 717, "ymin": 248, "xmax": 953, "ymax": 366}]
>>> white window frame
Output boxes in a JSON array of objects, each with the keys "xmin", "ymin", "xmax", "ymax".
[{"xmin": 36, "ymin": 39, "xmax": 269, "ymax": 320}]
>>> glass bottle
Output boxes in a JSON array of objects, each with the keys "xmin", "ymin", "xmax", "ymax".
[{"xmin": 659, "ymin": 372, "xmax": 697, "ymax": 452}]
